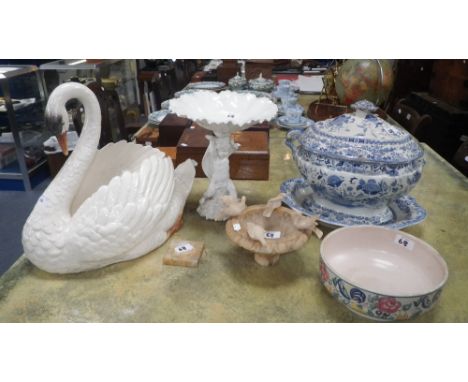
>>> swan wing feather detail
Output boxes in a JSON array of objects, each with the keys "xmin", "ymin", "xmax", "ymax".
[
  {"xmin": 67, "ymin": 145, "xmax": 174, "ymax": 266},
  {"xmin": 70, "ymin": 140, "xmax": 156, "ymax": 213}
]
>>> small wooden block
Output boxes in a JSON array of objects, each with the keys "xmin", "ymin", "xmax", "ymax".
[{"xmin": 163, "ymin": 240, "xmax": 205, "ymax": 268}]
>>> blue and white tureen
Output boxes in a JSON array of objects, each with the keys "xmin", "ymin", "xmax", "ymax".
[{"xmin": 285, "ymin": 100, "xmax": 425, "ymax": 225}]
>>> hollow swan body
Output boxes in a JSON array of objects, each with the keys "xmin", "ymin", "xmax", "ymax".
[{"xmin": 22, "ymin": 82, "xmax": 196, "ymax": 273}]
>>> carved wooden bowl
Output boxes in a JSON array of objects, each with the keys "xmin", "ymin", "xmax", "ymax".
[{"xmin": 225, "ymin": 205, "xmax": 312, "ymax": 266}]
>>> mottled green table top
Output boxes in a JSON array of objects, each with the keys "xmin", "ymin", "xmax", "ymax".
[{"xmin": 1, "ymin": 111, "xmax": 467, "ymax": 322}]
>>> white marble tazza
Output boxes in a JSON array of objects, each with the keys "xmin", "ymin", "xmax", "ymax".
[
  {"xmin": 169, "ymin": 90, "xmax": 278, "ymax": 220},
  {"xmin": 285, "ymin": 100, "xmax": 425, "ymax": 225}
]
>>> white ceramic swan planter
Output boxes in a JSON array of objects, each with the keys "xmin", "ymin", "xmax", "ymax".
[{"xmin": 22, "ymin": 82, "xmax": 196, "ymax": 274}]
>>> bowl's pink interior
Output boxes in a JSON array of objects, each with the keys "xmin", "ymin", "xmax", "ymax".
[{"xmin": 321, "ymin": 226, "xmax": 448, "ymax": 296}]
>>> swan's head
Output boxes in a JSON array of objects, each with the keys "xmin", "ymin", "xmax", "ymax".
[
  {"xmin": 45, "ymin": 90, "xmax": 71, "ymax": 156},
  {"xmin": 45, "ymin": 112, "xmax": 69, "ymax": 156}
]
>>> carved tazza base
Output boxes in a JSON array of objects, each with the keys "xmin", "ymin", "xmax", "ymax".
[{"xmin": 198, "ymin": 133, "xmax": 238, "ymax": 221}]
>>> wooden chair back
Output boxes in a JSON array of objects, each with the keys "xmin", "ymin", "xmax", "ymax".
[{"xmin": 390, "ymin": 98, "xmax": 432, "ymax": 139}]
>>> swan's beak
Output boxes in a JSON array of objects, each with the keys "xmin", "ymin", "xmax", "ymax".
[{"xmin": 57, "ymin": 133, "xmax": 69, "ymax": 156}]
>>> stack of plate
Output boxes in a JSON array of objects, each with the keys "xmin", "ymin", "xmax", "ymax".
[
  {"xmin": 277, "ymin": 103, "xmax": 304, "ymax": 116},
  {"xmin": 184, "ymin": 81, "xmax": 226, "ymax": 91},
  {"xmin": 148, "ymin": 110, "xmax": 170, "ymax": 125},
  {"xmin": 276, "ymin": 115, "xmax": 314, "ymax": 130},
  {"xmin": 234, "ymin": 89, "xmax": 275, "ymax": 101}
]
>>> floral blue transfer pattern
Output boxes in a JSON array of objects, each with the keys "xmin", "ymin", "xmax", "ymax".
[
  {"xmin": 280, "ymin": 178, "xmax": 426, "ymax": 229},
  {"xmin": 320, "ymin": 258, "xmax": 444, "ymax": 321},
  {"xmin": 284, "ymin": 102, "xmax": 425, "ymax": 224}
]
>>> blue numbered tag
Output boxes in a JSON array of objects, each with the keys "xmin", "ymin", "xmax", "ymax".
[
  {"xmin": 394, "ymin": 234, "xmax": 414, "ymax": 251},
  {"xmin": 175, "ymin": 243, "xmax": 193, "ymax": 254},
  {"xmin": 264, "ymin": 231, "xmax": 281, "ymax": 240}
]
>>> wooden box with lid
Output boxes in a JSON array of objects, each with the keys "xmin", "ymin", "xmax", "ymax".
[
  {"xmin": 175, "ymin": 125, "xmax": 269, "ymax": 180},
  {"xmin": 158, "ymin": 114, "xmax": 192, "ymax": 147}
]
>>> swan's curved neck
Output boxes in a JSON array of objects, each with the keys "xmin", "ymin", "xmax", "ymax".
[{"xmin": 42, "ymin": 84, "xmax": 101, "ymax": 213}]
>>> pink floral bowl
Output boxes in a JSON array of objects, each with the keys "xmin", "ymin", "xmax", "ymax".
[{"xmin": 320, "ymin": 226, "xmax": 448, "ymax": 321}]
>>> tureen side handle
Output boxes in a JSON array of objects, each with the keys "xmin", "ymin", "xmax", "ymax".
[{"xmin": 285, "ymin": 130, "xmax": 303, "ymax": 156}]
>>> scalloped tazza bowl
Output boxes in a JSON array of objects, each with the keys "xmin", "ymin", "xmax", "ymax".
[
  {"xmin": 169, "ymin": 90, "xmax": 278, "ymax": 134},
  {"xmin": 320, "ymin": 226, "xmax": 448, "ymax": 321}
]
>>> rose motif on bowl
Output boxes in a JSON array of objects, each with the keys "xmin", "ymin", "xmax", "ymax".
[
  {"xmin": 321, "ymin": 255, "xmax": 446, "ymax": 322},
  {"xmin": 377, "ymin": 297, "xmax": 401, "ymax": 314}
]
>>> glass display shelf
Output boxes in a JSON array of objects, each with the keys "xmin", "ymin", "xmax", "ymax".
[
  {"xmin": 0, "ymin": 65, "xmax": 48, "ymax": 191},
  {"xmin": 40, "ymin": 60, "xmax": 140, "ymax": 144}
]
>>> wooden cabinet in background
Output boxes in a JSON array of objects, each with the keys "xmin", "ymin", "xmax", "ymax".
[
  {"xmin": 405, "ymin": 92, "xmax": 468, "ymax": 164},
  {"xmin": 387, "ymin": 59, "xmax": 434, "ymax": 110},
  {"xmin": 430, "ymin": 59, "xmax": 468, "ymax": 110}
]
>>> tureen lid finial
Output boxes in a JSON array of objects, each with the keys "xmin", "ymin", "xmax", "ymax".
[{"xmin": 351, "ymin": 100, "xmax": 378, "ymax": 114}]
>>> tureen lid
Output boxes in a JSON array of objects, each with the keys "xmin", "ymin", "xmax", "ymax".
[
  {"xmin": 228, "ymin": 72, "xmax": 247, "ymax": 86},
  {"xmin": 249, "ymin": 73, "xmax": 274, "ymax": 87},
  {"xmin": 297, "ymin": 100, "xmax": 424, "ymax": 164}
]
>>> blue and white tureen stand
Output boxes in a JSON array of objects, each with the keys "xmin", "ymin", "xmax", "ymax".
[{"xmin": 282, "ymin": 100, "xmax": 426, "ymax": 228}]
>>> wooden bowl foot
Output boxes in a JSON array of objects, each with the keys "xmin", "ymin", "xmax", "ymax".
[{"xmin": 254, "ymin": 253, "xmax": 280, "ymax": 266}]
